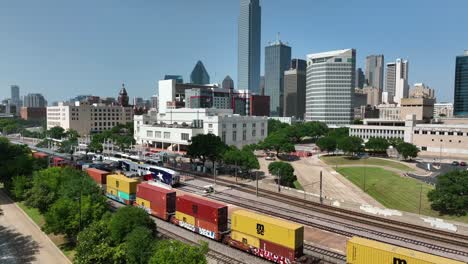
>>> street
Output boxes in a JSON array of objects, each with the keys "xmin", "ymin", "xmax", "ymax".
[{"xmin": 0, "ymin": 189, "xmax": 70, "ymax": 264}]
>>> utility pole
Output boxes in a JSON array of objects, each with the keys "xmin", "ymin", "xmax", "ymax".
[
  {"xmin": 213, "ymin": 162, "xmax": 216, "ymax": 193},
  {"xmin": 256, "ymin": 171, "xmax": 258, "ymax": 197},
  {"xmin": 277, "ymin": 168, "xmax": 281, "ymax": 193},
  {"xmin": 320, "ymin": 171, "xmax": 323, "ymax": 204},
  {"xmin": 418, "ymin": 182, "xmax": 423, "ymax": 214},
  {"xmin": 235, "ymin": 160, "xmax": 238, "ymax": 183}
]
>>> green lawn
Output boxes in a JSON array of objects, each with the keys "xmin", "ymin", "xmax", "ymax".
[
  {"xmin": 321, "ymin": 155, "xmax": 414, "ymax": 171},
  {"xmin": 18, "ymin": 202, "xmax": 45, "ymax": 226},
  {"xmin": 337, "ymin": 167, "xmax": 468, "ymax": 223},
  {"xmin": 293, "ymin": 180, "xmax": 303, "ymax": 190}
]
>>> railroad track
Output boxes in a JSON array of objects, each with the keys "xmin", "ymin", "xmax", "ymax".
[
  {"xmin": 303, "ymin": 244, "xmax": 346, "ymax": 264},
  {"xmin": 178, "ymin": 183, "xmax": 468, "ymax": 259},
  {"xmin": 176, "ymin": 169, "xmax": 468, "ymax": 245}
]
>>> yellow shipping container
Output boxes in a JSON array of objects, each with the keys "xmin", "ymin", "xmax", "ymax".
[
  {"xmin": 231, "ymin": 230, "xmax": 260, "ymax": 249},
  {"xmin": 135, "ymin": 197, "xmax": 151, "ymax": 209},
  {"xmin": 231, "ymin": 210, "xmax": 304, "ymax": 250},
  {"xmin": 106, "ymin": 174, "xmax": 139, "ymax": 194},
  {"xmin": 347, "ymin": 237, "xmax": 465, "ymax": 264},
  {"xmin": 106, "ymin": 186, "xmax": 118, "ymax": 196},
  {"xmin": 175, "ymin": 211, "xmax": 195, "ymax": 226}
]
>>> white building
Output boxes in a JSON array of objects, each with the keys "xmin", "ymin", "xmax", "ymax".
[
  {"xmin": 305, "ymin": 49, "xmax": 355, "ymax": 126},
  {"xmin": 434, "ymin": 102, "xmax": 453, "ymax": 118},
  {"xmin": 134, "ymin": 108, "xmax": 267, "ymax": 151},
  {"xmin": 384, "ymin": 59, "xmax": 409, "ymax": 104},
  {"xmin": 47, "ymin": 102, "xmax": 133, "ymax": 136}
]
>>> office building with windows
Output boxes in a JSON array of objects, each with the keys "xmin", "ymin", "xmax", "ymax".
[
  {"xmin": 222, "ymin": 75, "xmax": 234, "ymax": 90},
  {"xmin": 238, "ymin": 0, "xmax": 261, "ymax": 93},
  {"xmin": 283, "ymin": 59, "xmax": 306, "ymax": 119},
  {"xmin": 305, "ymin": 49, "xmax": 356, "ymax": 126},
  {"xmin": 134, "ymin": 108, "xmax": 267, "ymax": 151},
  {"xmin": 190, "ymin": 61, "xmax": 210, "ymax": 85},
  {"xmin": 23, "ymin": 93, "xmax": 47, "ymax": 108},
  {"xmin": 365, "ymin": 55, "xmax": 384, "ymax": 90},
  {"xmin": 355, "ymin": 68, "xmax": 365, "ymax": 89},
  {"xmin": 264, "ymin": 39, "xmax": 291, "ymax": 116},
  {"xmin": 454, "ymin": 51, "xmax": 468, "ymax": 116},
  {"xmin": 384, "ymin": 59, "xmax": 409, "ymax": 104}
]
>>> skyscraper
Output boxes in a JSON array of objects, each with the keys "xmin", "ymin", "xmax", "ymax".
[
  {"xmin": 365, "ymin": 55, "xmax": 384, "ymax": 90},
  {"xmin": 355, "ymin": 68, "xmax": 365, "ymax": 89},
  {"xmin": 284, "ymin": 59, "xmax": 306, "ymax": 119},
  {"xmin": 222, "ymin": 75, "xmax": 234, "ymax": 89},
  {"xmin": 23, "ymin": 93, "xmax": 47, "ymax": 108},
  {"xmin": 305, "ymin": 49, "xmax": 356, "ymax": 126},
  {"xmin": 264, "ymin": 39, "xmax": 291, "ymax": 116},
  {"xmin": 454, "ymin": 51, "xmax": 468, "ymax": 116},
  {"xmin": 238, "ymin": 0, "xmax": 261, "ymax": 93},
  {"xmin": 190, "ymin": 61, "xmax": 210, "ymax": 85},
  {"xmin": 384, "ymin": 59, "xmax": 409, "ymax": 104}
]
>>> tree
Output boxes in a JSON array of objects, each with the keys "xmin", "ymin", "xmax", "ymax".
[
  {"xmin": 301, "ymin": 121, "xmax": 328, "ymax": 141},
  {"xmin": 268, "ymin": 161, "xmax": 296, "ymax": 187},
  {"xmin": 108, "ymin": 206, "xmax": 156, "ymax": 244},
  {"xmin": 260, "ymin": 131, "xmax": 295, "ymax": 157},
  {"xmin": 187, "ymin": 134, "xmax": 227, "ymax": 171},
  {"xmin": 223, "ymin": 147, "xmax": 259, "ymax": 174},
  {"xmin": 428, "ymin": 170, "xmax": 468, "ymax": 216},
  {"xmin": 125, "ymin": 226, "xmax": 155, "ymax": 264},
  {"xmin": 47, "ymin": 126, "xmax": 65, "ymax": 139},
  {"xmin": 285, "ymin": 124, "xmax": 303, "ymax": 143},
  {"xmin": 327, "ymin": 127, "xmax": 349, "ymax": 139},
  {"xmin": 267, "ymin": 119, "xmax": 289, "ymax": 135},
  {"xmin": 149, "ymin": 240, "xmax": 208, "ymax": 264},
  {"xmin": 396, "ymin": 142, "xmax": 419, "ymax": 160},
  {"xmin": 337, "ymin": 136, "xmax": 364, "ymax": 156},
  {"xmin": 388, "ymin": 137, "xmax": 404, "ymax": 148},
  {"xmin": 365, "ymin": 137, "xmax": 390, "ymax": 153},
  {"xmin": 353, "ymin": 119, "xmax": 363, "ymax": 125},
  {"xmin": 0, "ymin": 138, "xmax": 34, "ymax": 186},
  {"xmin": 75, "ymin": 220, "xmax": 126, "ymax": 264},
  {"xmin": 25, "ymin": 167, "xmax": 64, "ymax": 213},
  {"xmin": 10, "ymin": 175, "xmax": 32, "ymax": 201},
  {"xmin": 316, "ymin": 136, "xmax": 336, "ymax": 154}
]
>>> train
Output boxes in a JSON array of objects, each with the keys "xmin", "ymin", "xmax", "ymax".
[
  {"xmin": 118, "ymin": 160, "xmax": 180, "ymax": 187},
  {"xmin": 31, "ymin": 150, "xmax": 467, "ymax": 264}
]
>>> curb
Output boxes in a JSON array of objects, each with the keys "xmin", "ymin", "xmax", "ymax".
[{"xmin": 0, "ymin": 190, "xmax": 72, "ymax": 264}]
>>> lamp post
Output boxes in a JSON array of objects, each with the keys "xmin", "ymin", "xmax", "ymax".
[{"xmin": 302, "ymin": 171, "xmax": 323, "ymax": 203}]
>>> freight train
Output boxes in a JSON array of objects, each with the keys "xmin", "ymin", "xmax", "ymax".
[{"xmin": 31, "ymin": 150, "xmax": 467, "ymax": 264}]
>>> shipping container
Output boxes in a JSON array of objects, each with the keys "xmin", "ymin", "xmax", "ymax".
[
  {"xmin": 175, "ymin": 211, "xmax": 196, "ymax": 226},
  {"xmin": 136, "ymin": 182, "xmax": 176, "ymax": 220},
  {"xmin": 52, "ymin": 157, "xmax": 67, "ymax": 167},
  {"xmin": 231, "ymin": 210, "xmax": 304, "ymax": 250},
  {"xmin": 176, "ymin": 195, "xmax": 228, "ymax": 232},
  {"xmin": 135, "ymin": 197, "xmax": 151, "ymax": 214},
  {"xmin": 86, "ymin": 168, "xmax": 109, "ymax": 185},
  {"xmin": 106, "ymin": 174, "xmax": 139, "ymax": 194},
  {"xmin": 106, "ymin": 186, "xmax": 135, "ymax": 205},
  {"xmin": 231, "ymin": 230, "xmax": 260, "ymax": 249},
  {"xmin": 257, "ymin": 239, "xmax": 302, "ymax": 262},
  {"xmin": 347, "ymin": 237, "xmax": 465, "ymax": 264}
]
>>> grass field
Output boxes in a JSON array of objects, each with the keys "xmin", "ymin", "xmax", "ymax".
[
  {"xmin": 337, "ymin": 167, "xmax": 468, "ymax": 223},
  {"xmin": 17, "ymin": 202, "xmax": 75, "ymax": 260},
  {"xmin": 321, "ymin": 156, "xmax": 414, "ymax": 171}
]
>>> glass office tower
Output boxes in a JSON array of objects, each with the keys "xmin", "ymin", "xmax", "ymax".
[{"xmin": 454, "ymin": 51, "xmax": 468, "ymax": 116}]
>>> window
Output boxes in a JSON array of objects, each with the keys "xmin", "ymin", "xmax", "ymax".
[
  {"xmin": 430, "ymin": 131, "xmax": 436, "ymax": 135},
  {"xmin": 116, "ymin": 181, "xmax": 119, "ymax": 188},
  {"xmin": 155, "ymin": 131, "xmax": 161, "ymax": 138},
  {"xmin": 232, "ymin": 124, "xmax": 237, "ymax": 128},
  {"xmin": 252, "ymin": 130, "xmax": 256, "ymax": 137},
  {"xmin": 222, "ymin": 131, "xmax": 226, "ymax": 142},
  {"xmin": 261, "ymin": 129, "xmax": 265, "ymax": 136},
  {"xmin": 448, "ymin": 132, "xmax": 454, "ymax": 136},
  {"xmin": 147, "ymin": 131, "xmax": 154, "ymax": 137},
  {"xmin": 181, "ymin": 133, "xmax": 189, "ymax": 141},
  {"xmin": 414, "ymin": 130, "xmax": 420, "ymax": 134},
  {"xmin": 164, "ymin": 132, "xmax": 170, "ymax": 139},
  {"xmin": 243, "ymin": 130, "xmax": 247, "ymax": 141},
  {"xmin": 232, "ymin": 131, "xmax": 237, "ymax": 141},
  {"xmin": 422, "ymin": 131, "xmax": 427, "ymax": 135},
  {"xmin": 243, "ymin": 123, "xmax": 246, "ymax": 128},
  {"xmin": 208, "ymin": 124, "xmax": 213, "ymax": 128},
  {"xmin": 421, "ymin": 146, "xmax": 427, "ymax": 151}
]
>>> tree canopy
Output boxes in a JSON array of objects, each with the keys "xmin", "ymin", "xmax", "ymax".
[
  {"xmin": 108, "ymin": 206, "xmax": 156, "ymax": 244},
  {"xmin": 316, "ymin": 136, "xmax": 337, "ymax": 154},
  {"xmin": 89, "ymin": 123, "xmax": 135, "ymax": 152},
  {"xmin": 428, "ymin": 170, "xmax": 468, "ymax": 216},
  {"xmin": 187, "ymin": 134, "xmax": 227, "ymax": 170},
  {"xmin": 396, "ymin": 142, "xmax": 419, "ymax": 160},
  {"xmin": 337, "ymin": 136, "xmax": 364, "ymax": 155},
  {"xmin": 223, "ymin": 146, "xmax": 259, "ymax": 173},
  {"xmin": 259, "ymin": 131, "xmax": 295, "ymax": 157},
  {"xmin": 365, "ymin": 137, "xmax": 390, "ymax": 153},
  {"xmin": 149, "ymin": 240, "xmax": 208, "ymax": 264},
  {"xmin": 268, "ymin": 161, "xmax": 297, "ymax": 187}
]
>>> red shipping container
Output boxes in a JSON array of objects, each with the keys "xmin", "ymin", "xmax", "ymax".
[
  {"xmin": 254, "ymin": 239, "xmax": 303, "ymax": 263},
  {"xmin": 137, "ymin": 182, "xmax": 176, "ymax": 221},
  {"xmin": 196, "ymin": 217, "xmax": 224, "ymax": 240},
  {"xmin": 176, "ymin": 195, "xmax": 228, "ymax": 232},
  {"xmin": 86, "ymin": 168, "xmax": 109, "ymax": 185},
  {"xmin": 32, "ymin": 152, "xmax": 48, "ymax": 159},
  {"xmin": 52, "ymin": 157, "xmax": 66, "ymax": 167}
]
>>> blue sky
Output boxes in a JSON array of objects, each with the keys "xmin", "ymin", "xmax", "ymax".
[{"xmin": 0, "ymin": 0, "xmax": 467, "ymax": 103}]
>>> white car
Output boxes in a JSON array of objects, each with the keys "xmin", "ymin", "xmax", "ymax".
[{"xmin": 265, "ymin": 156, "xmax": 276, "ymax": 161}]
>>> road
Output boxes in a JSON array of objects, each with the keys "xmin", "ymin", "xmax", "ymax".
[{"xmin": 0, "ymin": 189, "xmax": 70, "ymax": 264}]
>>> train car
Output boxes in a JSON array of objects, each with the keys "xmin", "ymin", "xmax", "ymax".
[
  {"xmin": 119, "ymin": 160, "xmax": 180, "ymax": 186},
  {"xmin": 135, "ymin": 182, "xmax": 176, "ymax": 221},
  {"xmin": 172, "ymin": 195, "xmax": 228, "ymax": 241},
  {"xmin": 346, "ymin": 237, "xmax": 466, "ymax": 264},
  {"xmin": 32, "ymin": 151, "xmax": 49, "ymax": 159},
  {"xmin": 86, "ymin": 168, "xmax": 110, "ymax": 186},
  {"xmin": 106, "ymin": 174, "xmax": 139, "ymax": 205},
  {"xmin": 52, "ymin": 157, "xmax": 67, "ymax": 167},
  {"xmin": 228, "ymin": 210, "xmax": 304, "ymax": 264}
]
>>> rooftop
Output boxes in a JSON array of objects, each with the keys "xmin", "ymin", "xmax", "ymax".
[{"xmin": 307, "ymin": 49, "xmax": 353, "ymax": 59}]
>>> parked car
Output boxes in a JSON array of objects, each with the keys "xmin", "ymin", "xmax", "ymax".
[
  {"xmin": 265, "ymin": 156, "xmax": 276, "ymax": 161},
  {"xmin": 460, "ymin": 161, "xmax": 466, "ymax": 166},
  {"xmin": 452, "ymin": 161, "xmax": 460, "ymax": 166}
]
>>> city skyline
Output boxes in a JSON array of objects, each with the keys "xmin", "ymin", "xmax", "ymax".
[{"xmin": 1, "ymin": 0, "xmax": 467, "ymax": 103}]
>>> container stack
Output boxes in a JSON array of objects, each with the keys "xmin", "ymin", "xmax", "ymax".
[
  {"xmin": 230, "ymin": 210, "xmax": 304, "ymax": 263},
  {"xmin": 86, "ymin": 168, "xmax": 110, "ymax": 187},
  {"xmin": 106, "ymin": 174, "xmax": 139, "ymax": 205},
  {"xmin": 174, "ymin": 195, "xmax": 228, "ymax": 241},
  {"xmin": 135, "ymin": 182, "xmax": 176, "ymax": 220}
]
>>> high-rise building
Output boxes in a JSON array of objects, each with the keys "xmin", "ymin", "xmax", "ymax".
[
  {"xmin": 409, "ymin": 83, "xmax": 435, "ymax": 99},
  {"xmin": 454, "ymin": 51, "xmax": 468, "ymax": 116},
  {"xmin": 238, "ymin": 0, "xmax": 261, "ymax": 93},
  {"xmin": 23, "ymin": 93, "xmax": 47, "ymax": 108},
  {"xmin": 283, "ymin": 59, "xmax": 306, "ymax": 119},
  {"xmin": 365, "ymin": 55, "xmax": 384, "ymax": 90},
  {"xmin": 164, "ymin": 75, "xmax": 184, "ymax": 84},
  {"xmin": 260, "ymin": 76, "xmax": 265, "ymax": 95},
  {"xmin": 355, "ymin": 68, "xmax": 365, "ymax": 89},
  {"xmin": 11, "ymin": 85, "xmax": 20, "ymax": 105},
  {"xmin": 305, "ymin": 49, "xmax": 356, "ymax": 126},
  {"xmin": 264, "ymin": 39, "xmax": 291, "ymax": 116},
  {"xmin": 190, "ymin": 61, "xmax": 210, "ymax": 85},
  {"xmin": 151, "ymin": 95, "xmax": 158, "ymax": 110},
  {"xmin": 222, "ymin": 75, "xmax": 234, "ymax": 89},
  {"xmin": 384, "ymin": 59, "xmax": 409, "ymax": 104},
  {"xmin": 118, "ymin": 83, "xmax": 130, "ymax": 107}
]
